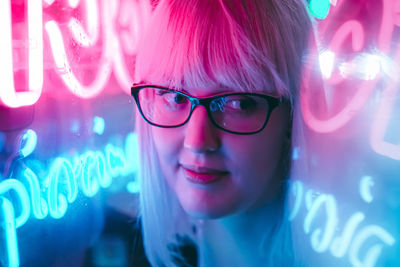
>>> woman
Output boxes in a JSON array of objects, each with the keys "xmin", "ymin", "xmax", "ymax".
[{"xmin": 131, "ymin": 0, "xmax": 311, "ymax": 266}]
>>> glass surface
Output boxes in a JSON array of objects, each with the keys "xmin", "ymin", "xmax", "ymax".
[
  {"xmin": 0, "ymin": 0, "xmax": 399, "ymax": 266},
  {"xmin": 0, "ymin": 0, "xmax": 148, "ymax": 266}
]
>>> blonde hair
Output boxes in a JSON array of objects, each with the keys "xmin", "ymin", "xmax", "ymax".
[{"xmin": 134, "ymin": 0, "xmax": 311, "ymax": 265}]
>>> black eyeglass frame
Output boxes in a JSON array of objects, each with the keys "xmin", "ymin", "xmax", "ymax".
[{"xmin": 131, "ymin": 84, "xmax": 283, "ymax": 135}]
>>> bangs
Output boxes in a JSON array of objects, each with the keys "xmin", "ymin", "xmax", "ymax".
[{"xmin": 134, "ymin": 0, "xmax": 290, "ymax": 98}]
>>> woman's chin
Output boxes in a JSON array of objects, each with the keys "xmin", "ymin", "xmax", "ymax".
[
  {"xmin": 171, "ymin": 167, "xmax": 244, "ymax": 220},
  {"xmin": 183, "ymin": 208, "xmax": 226, "ymax": 220},
  {"xmin": 177, "ymin": 194, "xmax": 239, "ymax": 220}
]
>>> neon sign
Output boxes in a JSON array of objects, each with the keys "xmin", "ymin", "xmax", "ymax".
[
  {"xmin": 1, "ymin": 0, "xmax": 151, "ymax": 108},
  {"xmin": 288, "ymin": 180, "xmax": 395, "ymax": 267},
  {"xmin": 301, "ymin": 0, "xmax": 400, "ymax": 161},
  {"xmin": 0, "ymin": 129, "xmax": 139, "ymax": 266},
  {"xmin": 0, "ymin": 0, "xmax": 43, "ymax": 108},
  {"xmin": 309, "ymin": 0, "xmax": 332, "ymax": 19}
]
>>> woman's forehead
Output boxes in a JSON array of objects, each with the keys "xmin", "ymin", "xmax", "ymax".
[
  {"xmin": 163, "ymin": 79, "xmax": 280, "ymax": 97},
  {"xmin": 143, "ymin": 71, "xmax": 278, "ymax": 93},
  {"xmin": 176, "ymin": 84, "xmax": 244, "ymax": 97}
]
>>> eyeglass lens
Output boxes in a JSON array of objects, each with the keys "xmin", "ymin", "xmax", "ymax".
[{"xmin": 137, "ymin": 87, "xmax": 270, "ymax": 133}]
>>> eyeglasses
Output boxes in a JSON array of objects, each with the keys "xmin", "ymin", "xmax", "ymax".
[{"xmin": 131, "ymin": 84, "xmax": 282, "ymax": 135}]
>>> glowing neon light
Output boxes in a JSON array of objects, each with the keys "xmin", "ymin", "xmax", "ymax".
[
  {"xmin": 368, "ymin": 0, "xmax": 400, "ymax": 161},
  {"xmin": 28, "ymin": 0, "xmax": 44, "ymax": 99},
  {"xmin": 288, "ymin": 180, "xmax": 303, "ymax": 221},
  {"xmin": 44, "ymin": 0, "xmax": 152, "ymax": 97},
  {"xmin": 107, "ymin": 0, "xmax": 136, "ymax": 92},
  {"xmin": 319, "ymin": 50, "xmax": 335, "ymax": 79},
  {"xmin": 301, "ymin": 23, "xmax": 380, "ymax": 133},
  {"xmin": 105, "ymin": 144, "xmax": 128, "ymax": 178},
  {"xmin": 330, "ymin": 212, "xmax": 365, "ymax": 258},
  {"xmin": 44, "ymin": 0, "xmax": 112, "ymax": 98},
  {"xmin": 370, "ymin": 49, "xmax": 400, "ymax": 161},
  {"xmin": 80, "ymin": 151, "xmax": 106, "ymax": 197},
  {"xmin": 0, "ymin": 179, "xmax": 30, "ymax": 228},
  {"xmin": 289, "ymin": 181, "xmax": 395, "ymax": 266},
  {"xmin": 124, "ymin": 130, "xmax": 141, "ymax": 174},
  {"xmin": 0, "ymin": 0, "xmax": 43, "ymax": 108},
  {"xmin": 127, "ymin": 181, "xmax": 140, "ymax": 194},
  {"xmin": 45, "ymin": 20, "xmax": 113, "ymax": 99},
  {"xmin": 93, "ymin": 116, "xmax": 105, "ymax": 135},
  {"xmin": 360, "ymin": 55, "xmax": 381, "ymax": 81},
  {"xmin": 68, "ymin": 0, "xmax": 99, "ymax": 47},
  {"xmin": 107, "ymin": 0, "xmax": 151, "ymax": 93},
  {"xmin": 309, "ymin": 0, "xmax": 331, "ymax": 19},
  {"xmin": 0, "ymin": 131, "xmax": 139, "ymax": 265},
  {"xmin": 330, "ymin": 20, "xmax": 365, "ymax": 54},
  {"xmin": 1, "ymin": 0, "xmax": 152, "ymax": 107},
  {"xmin": 336, "ymin": 53, "xmax": 384, "ymax": 81},
  {"xmin": 118, "ymin": 0, "xmax": 142, "ymax": 55},
  {"xmin": 93, "ymin": 151, "xmax": 112, "ymax": 188},
  {"xmin": 329, "ymin": 0, "xmax": 337, "ymax": 6},
  {"xmin": 70, "ymin": 120, "xmax": 80, "ymax": 133},
  {"xmin": 379, "ymin": 54, "xmax": 398, "ymax": 80},
  {"xmin": 18, "ymin": 129, "xmax": 37, "ymax": 158},
  {"xmin": 304, "ymin": 194, "xmax": 338, "ymax": 253},
  {"xmin": 359, "ymin": 176, "xmax": 374, "ymax": 203},
  {"xmin": 291, "ymin": 146, "xmax": 300, "ymax": 160},
  {"xmin": 124, "ymin": 128, "xmax": 140, "ymax": 196},
  {"xmin": 69, "ymin": 0, "xmax": 80, "ymax": 8},
  {"xmin": 43, "ymin": 0, "xmax": 56, "ymax": 7},
  {"xmin": 305, "ymin": 188, "xmax": 317, "ymax": 211},
  {"xmin": 302, "ymin": 1, "xmax": 400, "ymax": 163},
  {"xmin": 0, "ymin": 197, "xmax": 19, "ymax": 267},
  {"xmin": 21, "ymin": 168, "xmax": 48, "ymax": 219},
  {"xmin": 349, "ymin": 225, "xmax": 395, "ymax": 267},
  {"xmin": 48, "ymin": 158, "xmax": 76, "ymax": 219},
  {"xmin": 379, "ymin": 0, "xmax": 400, "ymax": 54}
]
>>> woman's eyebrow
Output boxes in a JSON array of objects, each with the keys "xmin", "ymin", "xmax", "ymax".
[
  {"xmin": 170, "ymin": 83, "xmax": 281, "ymax": 98},
  {"xmin": 169, "ymin": 84, "xmax": 228, "ymax": 95}
]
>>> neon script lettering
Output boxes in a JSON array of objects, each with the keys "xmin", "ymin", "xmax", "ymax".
[
  {"xmin": 0, "ymin": 131, "xmax": 139, "ymax": 266},
  {"xmin": 0, "ymin": 0, "xmax": 43, "ymax": 108},
  {"xmin": 289, "ymin": 180, "xmax": 395, "ymax": 267},
  {"xmin": 301, "ymin": 0, "xmax": 400, "ymax": 161},
  {"xmin": 0, "ymin": 0, "xmax": 151, "ymax": 107}
]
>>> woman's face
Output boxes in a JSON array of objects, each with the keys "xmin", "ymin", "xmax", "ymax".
[{"xmin": 151, "ymin": 85, "xmax": 291, "ymax": 219}]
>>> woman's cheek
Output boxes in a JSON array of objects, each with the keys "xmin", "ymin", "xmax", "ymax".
[{"xmin": 152, "ymin": 128, "xmax": 183, "ymax": 162}]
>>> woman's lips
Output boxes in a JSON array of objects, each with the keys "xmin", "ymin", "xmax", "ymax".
[{"xmin": 180, "ymin": 165, "xmax": 229, "ymax": 184}]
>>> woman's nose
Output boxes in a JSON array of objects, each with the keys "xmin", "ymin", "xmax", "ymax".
[{"xmin": 183, "ymin": 106, "xmax": 221, "ymax": 153}]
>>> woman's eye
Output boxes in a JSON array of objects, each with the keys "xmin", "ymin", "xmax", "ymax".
[
  {"xmin": 225, "ymin": 97, "xmax": 256, "ymax": 111},
  {"xmin": 165, "ymin": 93, "xmax": 187, "ymax": 104},
  {"xmin": 155, "ymin": 90, "xmax": 188, "ymax": 104},
  {"xmin": 172, "ymin": 94, "xmax": 188, "ymax": 104}
]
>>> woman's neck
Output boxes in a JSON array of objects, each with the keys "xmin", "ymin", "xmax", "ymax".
[{"xmin": 197, "ymin": 195, "xmax": 285, "ymax": 267}]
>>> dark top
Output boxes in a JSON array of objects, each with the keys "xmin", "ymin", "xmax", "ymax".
[{"xmin": 131, "ymin": 220, "xmax": 198, "ymax": 267}]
